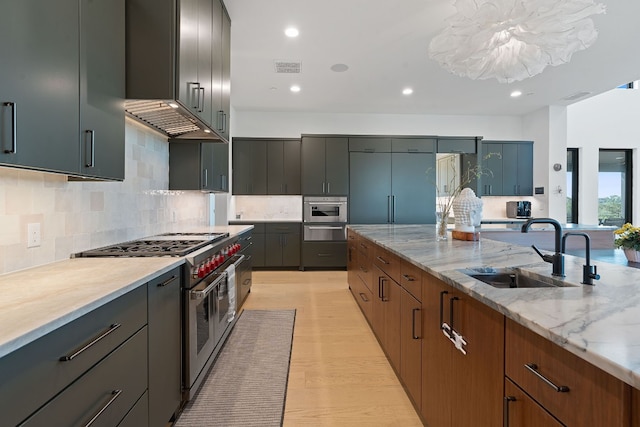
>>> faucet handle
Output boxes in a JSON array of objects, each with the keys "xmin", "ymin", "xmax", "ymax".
[
  {"xmin": 531, "ymin": 245, "xmax": 555, "ymax": 263},
  {"xmin": 583, "ymin": 264, "xmax": 600, "ymax": 285}
]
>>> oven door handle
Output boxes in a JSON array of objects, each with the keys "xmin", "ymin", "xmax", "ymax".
[
  {"xmin": 307, "ymin": 226, "xmax": 344, "ymax": 230},
  {"xmin": 306, "ymin": 202, "xmax": 345, "ymax": 205},
  {"xmin": 231, "ymin": 254, "xmax": 246, "ymax": 268},
  {"xmin": 190, "ymin": 274, "xmax": 226, "ymax": 300}
]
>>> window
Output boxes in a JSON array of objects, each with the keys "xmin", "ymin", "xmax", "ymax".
[
  {"xmin": 566, "ymin": 149, "xmax": 578, "ymax": 223},
  {"xmin": 598, "ymin": 149, "xmax": 632, "ymax": 226}
]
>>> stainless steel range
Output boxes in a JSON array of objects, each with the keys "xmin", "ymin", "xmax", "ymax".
[{"xmin": 74, "ymin": 231, "xmax": 249, "ymax": 402}]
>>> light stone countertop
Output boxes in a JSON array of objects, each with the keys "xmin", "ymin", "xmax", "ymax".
[
  {"xmin": 0, "ymin": 225, "xmax": 253, "ymax": 359},
  {"xmin": 348, "ymin": 224, "xmax": 640, "ymax": 389}
]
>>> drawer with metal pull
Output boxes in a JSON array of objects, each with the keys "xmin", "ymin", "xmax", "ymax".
[
  {"xmin": 505, "ymin": 318, "xmax": 630, "ymax": 426},
  {"xmin": 0, "ymin": 286, "xmax": 147, "ymax": 426}
]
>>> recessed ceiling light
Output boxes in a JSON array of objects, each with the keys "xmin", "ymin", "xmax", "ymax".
[
  {"xmin": 290, "ymin": 85, "xmax": 301, "ymax": 93},
  {"xmin": 402, "ymin": 88, "xmax": 413, "ymax": 95},
  {"xmin": 510, "ymin": 90, "xmax": 523, "ymax": 97},
  {"xmin": 203, "ymin": 129, "xmax": 211, "ymax": 133},
  {"xmin": 168, "ymin": 102, "xmax": 179, "ymax": 109},
  {"xmin": 285, "ymin": 27, "xmax": 299, "ymax": 38},
  {"xmin": 330, "ymin": 63, "xmax": 349, "ymax": 72}
]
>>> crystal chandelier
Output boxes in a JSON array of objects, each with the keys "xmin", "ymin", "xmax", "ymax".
[{"xmin": 428, "ymin": 0, "xmax": 606, "ymax": 83}]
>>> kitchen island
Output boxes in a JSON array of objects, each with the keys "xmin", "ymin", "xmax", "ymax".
[{"xmin": 348, "ymin": 224, "xmax": 640, "ymax": 426}]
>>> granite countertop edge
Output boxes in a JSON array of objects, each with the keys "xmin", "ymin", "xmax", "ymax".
[{"xmin": 348, "ymin": 223, "xmax": 640, "ymax": 389}]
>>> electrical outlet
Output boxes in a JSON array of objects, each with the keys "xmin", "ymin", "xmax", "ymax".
[{"xmin": 27, "ymin": 223, "xmax": 41, "ymax": 248}]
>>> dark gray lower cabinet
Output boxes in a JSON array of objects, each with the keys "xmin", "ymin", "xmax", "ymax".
[
  {"xmin": 22, "ymin": 327, "xmax": 148, "ymax": 427},
  {"xmin": 251, "ymin": 227, "xmax": 266, "ymax": 267},
  {"xmin": 301, "ymin": 242, "xmax": 347, "ymax": 269},
  {"xmin": 119, "ymin": 392, "xmax": 149, "ymax": 427},
  {"xmin": 147, "ymin": 267, "xmax": 182, "ymax": 427},
  {"xmin": 266, "ymin": 223, "xmax": 301, "ymax": 267}
]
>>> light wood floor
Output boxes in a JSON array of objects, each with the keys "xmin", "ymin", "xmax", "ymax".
[{"xmin": 241, "ymin": 270, "xmax": 423, "ymax": 426}]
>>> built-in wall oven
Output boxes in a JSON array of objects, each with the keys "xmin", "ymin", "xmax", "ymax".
[{"xmin": 303, "ymin": 196, "xmax": 348, "ymax": 223}]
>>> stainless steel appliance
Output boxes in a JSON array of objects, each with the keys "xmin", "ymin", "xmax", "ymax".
[
  {"xmin": 506, "ymin": 201, "xmax": 532, "ymax": 218},
  {"xmin": 74, "ymin": 231, "xmax": 249, "ymax": 402},
  {"xmin": 303, "ymin": 196, "xmax": 348, "ymax": 223},
  {"xmin": 303, "ymin": 224, "xmax": 347, "ymax": 241}
]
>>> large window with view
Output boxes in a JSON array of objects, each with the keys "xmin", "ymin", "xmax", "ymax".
[{"xmin": 598, "ymin": 149, "xmax": 632, "ymax": 227}]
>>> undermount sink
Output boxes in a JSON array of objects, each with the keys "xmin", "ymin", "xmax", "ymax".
[{"xmin": 458, "ymin": 267, "xmax": 577, "ymax": 289}]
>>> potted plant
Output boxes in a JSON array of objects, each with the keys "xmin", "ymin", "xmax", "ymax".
[{"xmin": 613, "ymin": 223, "xmax": 640, "ymax": 262}]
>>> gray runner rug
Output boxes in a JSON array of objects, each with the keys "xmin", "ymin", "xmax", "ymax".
[{"xmin": 175, "ymin": 309, "xmax": 296, "ymax": 427}]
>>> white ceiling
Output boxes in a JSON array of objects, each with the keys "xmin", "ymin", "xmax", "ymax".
[{"xmin": 224, "ymin": 0, "xmax": 640, "ymax": 117}]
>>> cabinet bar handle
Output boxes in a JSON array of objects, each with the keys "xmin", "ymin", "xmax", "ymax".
[
  {"xmin": 524, "ymin": 363, "xmax": 570, "ymax": 392},
  {"xmin": 60, "ymin": 323, "xmax": 121, "ymax": 361},
  {"xmin": 387, "ymin": 195, "xmax": 391, "ymax": 223},
  {"xmin": 84, "ymin": 389, "xmax": 122, "ymax": 427},
  {"xmin": 449, "ymin": 296, "xmax": 459, "ymax": 334},
  {"xmin": 322, "ymin": 182, "xmax": 325, "ymax": 194},
  {"xmin": 412, "ymin": 308, "xmax": 421, "ymax": 339},
  {"xmin": 203, "ymin": 169, "xmax": 208, "ymax": 187},
  {"xmin": 159, "ymin": 275, "xmax": 178, "ymax": 287},
  {"xmin": 376, "ymin": 256, "xmax": 389, "ymax": 265},
  {"xmin": 327, "ymin": 182, "xmax": 331, "ymax": 193},
  {"xmin": 198, "ymin": 87, "xmax": 205, "ymax": 112},
  {"xmin": 85, "ymin": 130, "xmax": 95, "ymax": 167},
  {"xmin": 359, "ymin": 292, "xmax": 369, "ymax": 302},
  {"xmin": 392, "ymin": 195, "xmax": 396, "ymax": 223},
  {"xmin": 439, "ymin": 290, "xmax": 448, "ymax": 329},
  {"xmin": 3, "ymin": 102, "xmax": 17, "ymax": 154},
  {"xmin": 378, "ymin": 277, "xmax": 383, "ymax": 300},
  {"xmin": 348, "ymin": 247, "xmax": 353, "ymax": 262},
  {"xmin": 402, "ymin": 274, "xmax": 415, "ymax": 282},
  {"xmin": 503, "ymin": 396, "xmax": 516, "ymax": 427}
]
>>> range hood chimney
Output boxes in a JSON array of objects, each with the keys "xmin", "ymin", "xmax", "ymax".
[{"xmin": 124, "ymin": 0, "xmax": 229, "ymax": 142}]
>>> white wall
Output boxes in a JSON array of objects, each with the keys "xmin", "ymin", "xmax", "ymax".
[{"xmin": 567, "ymin": 89, "xmax": 640, "ymax": 224}]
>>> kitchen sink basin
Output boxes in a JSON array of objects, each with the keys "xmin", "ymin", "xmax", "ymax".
[{"xmin": 458, "ymin": 267, "xmax": 577, "ymax": 289}]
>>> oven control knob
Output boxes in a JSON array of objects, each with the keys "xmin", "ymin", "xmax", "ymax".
[
  {"xmin": 205, "ymin": 259, "xmax": 212, "ymax": 273},
  {"xmin": 197, "ymin": 265, "xmax": 206, "ymax": 278}
]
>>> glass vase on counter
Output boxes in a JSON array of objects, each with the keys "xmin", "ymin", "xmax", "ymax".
[{"xmin": 435, "ymin": 211, "xmax": 448, "ymax": 241}]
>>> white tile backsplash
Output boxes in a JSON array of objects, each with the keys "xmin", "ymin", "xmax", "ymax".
[
  {"xmin": 233, "ymin": 196, "xmax": 303, "ymax": 221},
  {"xmin": 0, "ymin": 119, "xmax": 210, "ymax": 275}
]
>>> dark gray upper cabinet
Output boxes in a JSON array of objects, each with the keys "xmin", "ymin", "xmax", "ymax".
[
  {"xmin": 301, "ymin": 136, "xmax": 349, "ymax": 195},
  {"xmin": 267, "ymin": 140, "xmax": 301, "ymax": 195},
  {"xmin": 437, "ymin": 138, "xmax": 478, "ymax": 153},
  {"xmin": 349, "ymin": 137, "xmax": 392, "ymax": 153},
  {"xmin": 0, "ymin": 0, "xmax": 125, "ymax": 179},
  {"xmin": 481, "ymin": 141, "xmax": 534, "ymax": 196},
  {"xmin": 218, "ymin": 7, "xmax": 231, "ymax": 139},
  {"xmin": 178, "ymin": 0, "xmax": 213, "ymax": 124},
  {"xmin": 79, "ymin": 0, "xmax": 125, "ymax": 180},
  {"xmin": 392, "ymin": 138, "xmax": 436, "ymax": 153},
  {"xmin": 0, "ymin": 0, "xmax": 79, "ymax": 174},
  {"xmin": 170, "ymin": 141, "xmax": 228, "ymax": 192},
  {"xmin": 232, "ymin": 139, "xmax": 267, "ymax": 195}
]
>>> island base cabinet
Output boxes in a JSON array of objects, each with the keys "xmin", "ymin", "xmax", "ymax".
[
  {"xmin": 421, "ymin": 272, "xmax": 504, "ymax": 427},
  {"xmin": 506, "ymin": 318, "xmax": 631, "ymax": 427},
  {"xmin": 633, "ymin": 387, "xmax": 640, "ymax": 426},
  {"xmin": 21, "ymin": 327, "xmax": 148, "ymax": 427},
  {"xmin": 400, "ymin": 287, "xmax": 422, "ymax": 411},
  {"xmin": 504, "ymin": 378, "xmax": 563, "ymax": 427},
  {"xmin": 349, "ymin": 273, "xmax": 373, "ymax": 321}
]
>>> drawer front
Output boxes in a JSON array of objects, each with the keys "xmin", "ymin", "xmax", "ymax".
[
  {"xmin": 504, "ymin": 378, "xmax": 563, "ymax": 427},
  {"xmin": 505, "ymin": 319, "xmax": 630, "ymax": 426},
  {"xmin": 1, "ymin": 286, "xmax": 147, "ymax": 427},
  {"xmin": 265, "ymin": 222, "xmax": 300, "ymax": 234},
  {"xmin": 118, "ymin": 391, "xmax": 148, "ymax": 427},
  {"xmin": 302, "ymin": 242, "xmax": 347, "ymax": 267},
  {"xmin": 399, "ymin": 260, "xmax": 422, "ymax": 302},
  {"xmin": 22, "ymin": 327, "xmax": 148, "ymax": 427},
  {"xmin": 373, "ymin": 246, "xmax": 400, "ymax": 283},
  {"xmin": 350, "ymin": 274, "xmax": 372, "ymax": 321},
  {"xmin": 633, "ymin": 387, "xmax": 640, "ymax": 427}
]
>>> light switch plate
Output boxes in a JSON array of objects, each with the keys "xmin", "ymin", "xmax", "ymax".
[{"xmin": 27, "ymin": 223, "xmax": 41, "ymax": 248}]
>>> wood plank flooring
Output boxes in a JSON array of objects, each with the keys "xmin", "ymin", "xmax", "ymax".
[{"xmin": 241, "ymin": 270, "xmax": 423, "ymax": 426}]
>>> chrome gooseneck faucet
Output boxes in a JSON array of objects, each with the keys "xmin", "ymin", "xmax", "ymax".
[
  {"xmin": 521, "ymin": 218, "xmax": 565, "ymax": 277},
  {"xmin": 561, "ymin": 232, "xmax": 601, "ymax": 285}
]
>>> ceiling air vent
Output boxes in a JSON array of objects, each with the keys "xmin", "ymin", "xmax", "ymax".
[
  {"xmin": 274, "ymin": 60, "xmax": 301, "ymax": 73},
  {"xmin": 562, "ymin": 91, "xmax": 592, "ymax": 101}
]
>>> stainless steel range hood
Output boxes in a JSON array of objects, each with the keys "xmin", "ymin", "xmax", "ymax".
[
  {"xmin": 125, "ymin": 0, "xmax": 229, "ymax": 142},
  {"xmin": 124, "ymin": 100, "xmax": 222, "ymax": 140}
]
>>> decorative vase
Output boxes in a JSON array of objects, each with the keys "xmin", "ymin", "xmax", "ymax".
[
  {"xmin": 435, "ymin": 211, "xmax": 448, "ymax": 241},
  {"xmin": 623, "ymin": 248, "xmax": 640, "ymax": 263}
]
